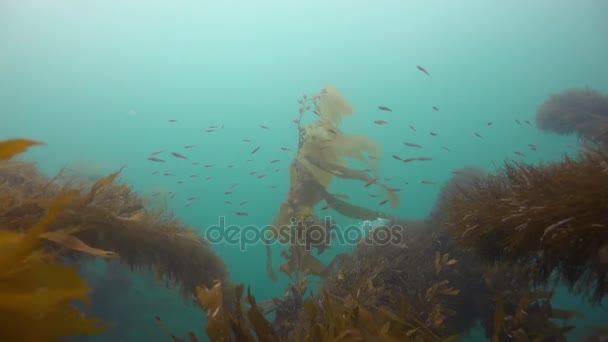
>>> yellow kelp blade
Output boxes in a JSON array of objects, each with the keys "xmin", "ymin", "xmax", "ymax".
[
  {"xmin": 40, "ymin": 231, "xmax": 120, "ymax": 259},
  {"xmin": 0, "ymin": 138, "xmax": 45, "ymax": 160},
  {"xmin": 0, "ymin": 233, "xmax": 106, "ymax": 340},
  {"xmin": 0, "ymin": 190, "xmax": 78, "ymax": 274}
]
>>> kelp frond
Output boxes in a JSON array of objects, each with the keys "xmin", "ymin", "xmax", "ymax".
[{"xmin": 0, "ymin": 138, "xmax": 104, "ymax": 340}]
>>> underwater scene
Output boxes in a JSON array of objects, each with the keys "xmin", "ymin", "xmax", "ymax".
[{"xmin": 1, "ymin": 0, "xmax": 608, "ymax": 341}]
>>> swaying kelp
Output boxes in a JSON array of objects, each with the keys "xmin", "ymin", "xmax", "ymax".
[
  {"xmin": 0, "ymin": 138, "xmax": 105, "ymax": 341},
  {"xmin": 265, "ymin": 85, "xmax": 399, "ymax": 285},
  {"xmin": 443, "ymin": 148, "xmax": 608, "ymax": 302},
  {"xmin": 0, "ymin": 157, "xmax": 229, "ymax": 299}
]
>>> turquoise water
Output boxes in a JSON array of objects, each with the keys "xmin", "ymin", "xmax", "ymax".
[{"xmin": 2, "ymin": 0, "xmax": 607, "ymax": 341}]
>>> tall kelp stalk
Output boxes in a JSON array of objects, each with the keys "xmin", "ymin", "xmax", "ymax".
[
  {"xmin": 443, "ymin": 148, "xmax": 608, "ymax": 302},
  {"xmin": 0, "ymin": 138, "xmax": 105, "ymax": 341},
  {"xmin": 0, "ymin": 157, "xmax": 229, "ymax": 300}
]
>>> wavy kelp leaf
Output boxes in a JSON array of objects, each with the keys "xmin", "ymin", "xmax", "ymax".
[
  {"xmin": 316, "ymin": 84, "xmax": 353, "ymax": 126},
  {"xmin": 196, "ymin": 282, "xmax": 231, "ymax": 342},
  {"xmin": 0, "ymin": 138, "xmax": 45, "ymax": 161},
  {"xmin": 246, "ymin": 287, "xmax": 281, "ymax": 342},
  {"xmin": 323, "ymin": 192, "xmax": 394, "ymax": 221},
  {"xmin": 85, "ymin": 166, "xmax": 125, "ymax": 204},
  {"xmin": 40, "ymin": 231, "xmax": 120, "ymax": 259}
]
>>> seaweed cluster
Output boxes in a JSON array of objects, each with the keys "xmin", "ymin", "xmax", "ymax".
[
  {"xmin": 536, "ymin": 88, "xmax": 608, "ymax": 148},
  {"xmin": 0, "ymin": 141, "xmax": 229, "ymax": 300},
  {"xmin": 443, "ymin": 149, "xmax": 608, "ymax": 301}
]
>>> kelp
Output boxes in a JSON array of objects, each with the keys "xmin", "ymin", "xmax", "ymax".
[
  {"xmin": 266, "ymin": 85, "xmax": 400, "ymax": 283},
  {"xmin": 443, "ymin": 147, "xmax": 608, "ymax": 301},
  {"xmin": 0, "ymin": 138, "xmax": 44, "ymax": 160},
  {"xmin": 159, "ymin": 282, "xmax": 280, "ymax": 342},
  {"xmin": 0, "ymin": 159, "xmax": 229, "ymax": 299},
  {"xmin": 0, "ymin": 138, "xmax": 104, "ymax": 341}
]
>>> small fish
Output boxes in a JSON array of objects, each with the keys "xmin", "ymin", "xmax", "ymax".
[
  {"xmin": 251, "ymin": 146, "xmax": 260, "ymax": 154},
  {"xmin": 403, "ymin": 142, "xmax": 422, "ymax": 148},
  {"xmin": 171, "ymin": 152, "xmax": 188, "ymax": 159},
  {"xmin": 203, "ymin": 164, "xmax": 214, "ymax": 168},
  {"xmin": 240, "ymin": 201, "xmax": 248, "ymax": 206},
  {"xmin": 432, "ymin": 106, "xmax": 439, "ymax": 112},
  {"xmin": 392, "ymin": 155, "xmax": 402, "ymax": 161},
  {"xmin": 270, "ymin": 159, "xmax": 280, "ymax": 164},
  {"xmin": 235, "ymin": 212, "xmax": 249, "ymax": 216},
  {"xmin": 150, "ymin": 151, "xmax": 163, "ymax": 156},
  {"xmin": 430, "ymin": 132, "xmax": 438, "ymax": 136},
  {"xmin": 185, "ymin": 203, "xmax": 191, "ymax": 208},
  {"xmin": 417, "ymin": 157, "xmax": 433, "ymax": 161},
  {"xmin": 152, "ymin": 171, "xmax": 159, "ymax": 175},
  {"xmin": 148, "ymin": 157, "xmax": 166, "ymax": 163},
  {"xmin": 416, "ymin": 65, "xmax": 430, "ymax": 75},
  {"xmin": 192, "ymin": 162, "xmax": 199, "ymax": 165},
  {"xmin": 184, "ymin": 145, "xmax": 195, "ymax": 149},
  {"xmin": 275, "ymin": 168, "xmax": 280, "ymax": 172},
  {"xmin": 177, "ymin": 180, "xmax": 184, "ymax": 184},
  {"xmin": 378, "ymin": 106, "xmax": 392, "ymax": 112},
  {"xmin": 242, "ymin": 139, "xmax": 252, "ymax": 142},
  {"xmin": 370, "ymin": 194, "xmax": 379, "ymax": 198},
  {"xmin": 379, "ymin": 199, "xmax": 388, "ymax": 206},
  {"xmin": 269, "ymin": 185, "xmax": 277, "ymax": 188},
  {"xmin": 205, "ymin": 176, "xmax": 212, "ymax": 180},
  {"xmin": 227, "ymin": 165, "xmax": 234, "ymax": 168},
  {"xmin": 209, "ymin": 125, "xmax": 217, "ymax": 129},
  {"xmin": 280, "ymin": 147, "xmax": 291, "ymax": 151},
  {"xmin": 321, "ymin": 204, "xmax": 331, "ymax": 210},
  {"xmin": 168, "ymin": 119, "xmax": 177, "ymax": 122},
  {"xmin": 151, "ymin": 192, "xmax": 160, "ymax": 197},
  {"xmin": 515, "ymin": 119, "xmax": 522, "ymax": 125},
  {"xmin": 224, "ymin": 201, "xmax": 232, "ymax": 204},
  {"xmin": 487, "ymin": 122, "xmax": 493, "ymax": 126},
  {"xmin": 514, "ymin": 151, "xmax": 526, "ymax": 157},
  {"xmin": 524, "ymin": 120, "xmax": 532, "ymax": 126},
  {"xmin": 249, "ymin": 171, "xmax": 257, "ymax": 175},
  {"xmin": 474, "ymin": 132, "xmax": 483, "ymax": 139},
  {"xmin": 421, "ymin": 180, "xmax": 435, "ymax": 184},
  {"xmin": 409, "ymin": 125, "xmax": 417, "ymax": 132},
  {"xmin": 441, "ymin": 146, "xmax": 451, "ymax": 152},
  {"xmin": 403, "ymin": 157, "xmax": 417, "ymax": 162},
  {"xmin": 260, "ymin": 125, "xmax": 270, "ymax": 129},
  {"xmin": 163, "ymin": 173, "xmax": 172, "ymax": 176},
  {"xmin": 257, "ymin": 174, "xmax": 266, "ymax": 179},
  {"xmin": 187, "ymin": 197, "xmax": 196, "ymax": 201},
  {"xmin": 205, "ymin": 129, "xmax": 215, "ymax": 133},
  {"xmin": 364, "ymin": 178, "xmax": 378, "ymax": 187},
  {"xmin": 230, "ymin": 183, "xmax": 239, "ymax": 189},
  {"xmin": 225, "ymin": 191, "xmax": 232, "ymax": 195},
  {"xmin": 528, "ymin": 144, "xmax": 537, "ymax": 151},
  {"xmin": 373, "ymin": 120, "xmax": 388, "ymax": 125}
]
